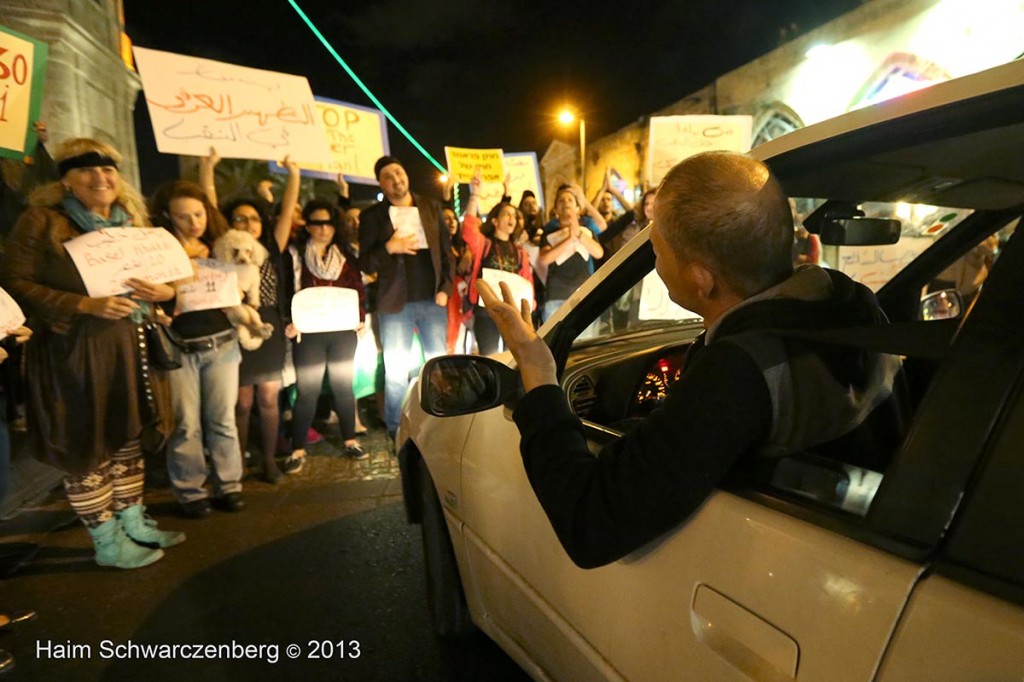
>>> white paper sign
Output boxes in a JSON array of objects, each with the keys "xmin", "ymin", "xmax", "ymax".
[
  {"xmin": 647, "ymin": 115, "xmax": 753, "ymax": 186},
  {"xmin": 479, "ymin": 269, "xmax": 532, "ymax": 310},
  {"xmin": 133, "ymin": 46, "xmax": 330, "ymax": 164},
  {"xmin": 63, "ymin": 228, "xmax": 193, "ymax": 298},
  {"xmin": 0, "ymin": 287, "xmax": 26, "ymax": 340},
  {"xmin": 545, "ymin": 228, "xmax": 590, "ymax": 265},
  {"xmin": 388, "ymin": 206, "xmax": 428, "ymax": 249},
  {"xmin": 292, "ymin": 287, "xmax": 360, "ymax": 333},
  {"xmin": 175, "ymin": 259, "xmax": 242, "ymax": 313},
  {"xmin": 638, "ymin": 270, "xmax": 701, "ymax": 322}
]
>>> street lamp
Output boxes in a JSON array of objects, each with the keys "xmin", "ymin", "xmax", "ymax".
[{"xmin": 558, "ymin": 109, "xmax": 587, "ymax": 192}]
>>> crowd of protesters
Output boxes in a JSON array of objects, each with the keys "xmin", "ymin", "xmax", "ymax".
[{"xmin": 0, "ymin": 123, "xmax": 652, "ymax": 576}]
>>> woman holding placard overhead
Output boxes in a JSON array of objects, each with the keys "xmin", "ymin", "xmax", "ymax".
[
  {"xmin": 203, "ymin": 151, "xmax": 301, "ymax": 484},
  {"xmin": 0, "ymin": 138, "xmax": 183, "ymax": 569},
  {"xmin": 149, "ymin": 180, "xmax": 246, "ymax": 519},
  {"xmin": 282, "ymin": 199, "xmax": 366, "ymax": 473}
]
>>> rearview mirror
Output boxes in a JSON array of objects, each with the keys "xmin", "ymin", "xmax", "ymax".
[
  {"xmin": 820, "ymin": 218, "xmax": 901, "ymax": 246},
  {"xmin": 420, "ymin": 355, "xmax": 523, "ymax": 417},
  {"xmin": 920, "ymin": 289, "xmax": 963, "ymax": 321}
]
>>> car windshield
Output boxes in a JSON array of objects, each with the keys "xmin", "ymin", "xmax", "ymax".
[{"xmin": 577, "ymin": 200, "xmax": 974, "ymax": 344}]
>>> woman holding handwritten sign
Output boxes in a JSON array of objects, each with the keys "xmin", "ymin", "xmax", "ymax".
[
  {"xmin": 150, "ymin": 180, "xmax": 245, "ymax": 519},
  {"xmin": 0, "ymin": 138, "xmax": 183, "ymax": 569},
  {"xmin": 282, "ymin": 199, "xmax": 366, "ymax": 473},
  {"xmin": 202, "ymin": 152, "xmax": 301, "ymax": 484}
]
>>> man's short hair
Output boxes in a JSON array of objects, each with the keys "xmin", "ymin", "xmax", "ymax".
[
  {"xmin": 374, "ymin": 155, "xmax": 403, "ymax": 180},
  {"xmin": 656, "ymin": 151, "xmax": 794, "ymax": 297}
]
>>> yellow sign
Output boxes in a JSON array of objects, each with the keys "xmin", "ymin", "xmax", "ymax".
[
  {"xmin": 444, "ymin": 146, "xmax": 505, "ymax": 184},
  {"xmin": 297, "ymin": 97, "xmax": 389, "ymax": 183},
  {"xmin": 0, "ymin": 25, "xmax": 48, "ymax": 159}
]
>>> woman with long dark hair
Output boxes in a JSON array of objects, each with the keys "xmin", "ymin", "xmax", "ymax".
[
  {"xmin": 216, "ymin": 159, "xmax": 299, "ymax": 483},
  {"xmin": 150, "ymin": 180, "xmax": 245, "ymax": 518},
  {"xmin": 282, "ymin": 199, "xmax": 366, "ymax": 473}
]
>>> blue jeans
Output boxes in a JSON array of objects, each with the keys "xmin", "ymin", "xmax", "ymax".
[
  {"xmin": 167, "ymin": 340, "xmax": 243, "ymax": 503},
  {"xmin": 542, "ymin": 299, "xmax": 564, "ymax": 322},
  {"xmin": 380, "ymin": 300, "xmax": 448, "ymax": 435}
]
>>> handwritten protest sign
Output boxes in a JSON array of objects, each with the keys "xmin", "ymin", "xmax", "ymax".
[
  {"xmin": 63, "ymin": 228, "xmax": 193, "ymax": 298},
  {"xmin": 638, "ymin": 270, "xmax": 701, "ymax": 322},
  {"xmin": 444, "ymin": 147, "xmax": 504, "ymax": 184},
  {"xmin": 472, "ymin": 151, "xmax": 543, "ymax": 216},
  {"xmin": 0, "ymin": 286, "xmax": 26, "ymax": 340},
  {"xmin": 175, "ymin": 259, "xmax": 242, "ymax": 313},
  {"xmin": 291, "ymin": 287, "xmax": 360, "ymax": 333},
  {"xmin": 133, "ymin": 46, "xmax": 329, "ymax": 163},
  {"xmin": 646, "ymin": 115, "xmax": 752, "ymax": 186},
  {"xmin": 836, "ymin": 237, "xmax": 933, "ymax": 291},
  {"xmin": 0, "ymin": 25, "xmax": 48, "ymax": 160},
  {"xmin": 478, "ymin": 269, "xmax": 533, "ymax": 311},
  {"xmin": 270, "ymin": 97, "xmax": 389, "ymax": 184}
]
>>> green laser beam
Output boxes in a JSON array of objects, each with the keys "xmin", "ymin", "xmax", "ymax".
[{"xmin": 286, "ymin": 0, "xmax": 447, "ymax": 174}]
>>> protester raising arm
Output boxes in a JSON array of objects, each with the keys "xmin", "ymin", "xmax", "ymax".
[
  {"xmin": 197, "ymin": 147, "xmax": 220, "ymax": 206},
  {"xmin": 273, "ymin": 156, "xmax": 301, "ymax": 253}
]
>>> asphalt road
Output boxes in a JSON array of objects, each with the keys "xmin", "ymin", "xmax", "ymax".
[{"xmin": 0, "ymin": 422, "xmax": 531, "ymax": 681}]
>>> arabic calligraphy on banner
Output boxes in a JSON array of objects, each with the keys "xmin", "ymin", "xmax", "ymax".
[
  {"xmin": 646, "ymin": 115, "xmax": 752, "ymax": 186},
  {"xmin": 63, "ymin": 228, "xmax": 194, "ymax": 298},
  {"xmin": 133, "ymin": 46, "xmax": 330, "ymax": 163},
  {"xmin": 0, "ymin": 24, "xmax": 48, "ymax": 160},
  {"xmin": 836, "ymin": 237, "xmax": 934, "ymax": 292}
]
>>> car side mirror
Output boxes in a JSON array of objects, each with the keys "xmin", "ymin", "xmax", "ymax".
[
  {"xmin": 420, "ymin": 355, "xmax": 523, "ymax": 417},
  {"xmin": 920, "ymin": 289, "xmax": 963, "ymax": 321}
]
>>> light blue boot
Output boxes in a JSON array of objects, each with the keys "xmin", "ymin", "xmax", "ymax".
[
  {"xmin": 117, "ymin": 505, "xmax": 186, "ymax": 548},
  {"xmin": 87, "ymin": 518, "xmax": 164, "ymax": 569}
]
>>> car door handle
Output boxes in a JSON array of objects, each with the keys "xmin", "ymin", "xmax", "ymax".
[{"xmin": 692, "ymin": 584, "xmax": 799, "ymax": 682}]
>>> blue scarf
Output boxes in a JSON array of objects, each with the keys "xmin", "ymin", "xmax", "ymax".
[
  {"xmin": 61, "ymin": 194, "xmax": 132, "ymax": 232},
  {"xmin": 61, "ymin": 195, "xmax": 149, "ymax": 322}
]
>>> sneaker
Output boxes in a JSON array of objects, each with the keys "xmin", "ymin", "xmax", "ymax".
[
  {"xmin": 282, "ymin": 449, "xmax": 306, "ymax": 474},
  {"xmin": 343, "ymin": 443, "xmax": 369, "ymax": 461},
  {"xmin": 306, "ymin": 428, "xmax": 323, "ymax": 444}
]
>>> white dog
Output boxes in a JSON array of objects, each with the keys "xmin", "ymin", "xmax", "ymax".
[{"xmin": 212, "ymin": 229, "xmax": 274, "ymax": 351}]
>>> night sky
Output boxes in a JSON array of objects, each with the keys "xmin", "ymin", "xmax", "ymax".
[{"xmin": 123, "ymin": 0, "xmax": 862, "ymax": 199}]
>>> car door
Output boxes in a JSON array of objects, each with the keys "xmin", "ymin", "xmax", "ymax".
[{"xmin": 455, "ymin": 235, "xmax": 956, "ymax": 681}]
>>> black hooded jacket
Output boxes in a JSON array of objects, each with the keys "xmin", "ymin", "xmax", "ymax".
[{"xmin": 512, "ymin": 265, "xmax": 910, "ymax": 569}]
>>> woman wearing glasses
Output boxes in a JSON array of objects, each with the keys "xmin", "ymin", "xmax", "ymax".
[{"xmin": 200, "ymin": 152, "xmax": 301, "ymax": 483}]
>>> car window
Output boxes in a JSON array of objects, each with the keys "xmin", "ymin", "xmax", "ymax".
[
  {"xmin": 805, "ymin": 200, "xmax": 973, "ymax": 292},
  {"xmin": 577, "ymin": 271, "xmax": 702, "ymax": 343}
]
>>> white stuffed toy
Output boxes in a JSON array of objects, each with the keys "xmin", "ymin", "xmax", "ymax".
[{"xmin": 212, "ymin": 230, "xmax": 274, "ymax": 350}]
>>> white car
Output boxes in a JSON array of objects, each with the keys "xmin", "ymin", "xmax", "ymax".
[{"xmin": 397, "ymin": 59, "xmax": 1024, "ymax": 681}]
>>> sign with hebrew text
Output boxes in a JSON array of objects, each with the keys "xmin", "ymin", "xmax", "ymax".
[
  {"xmin": 175, "ymin": 259, "xmax": 242, "ymax": 313},
  {"xmin": 133, "ymin": 46, "xmax": 330, "ymax": 164}
]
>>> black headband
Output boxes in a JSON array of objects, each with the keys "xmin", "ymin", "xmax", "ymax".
[{"xmin": 58, "ymin": 152, "xmax": 118, "ymax": 177}]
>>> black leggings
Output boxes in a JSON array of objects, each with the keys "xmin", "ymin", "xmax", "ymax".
[
  {"xmin": 473, "ymin": 305, "xmax": 502, "ymax": 356},
  {"xmin": 291, "ymin": 330, "xmax": 358, "ymax": 446}
]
